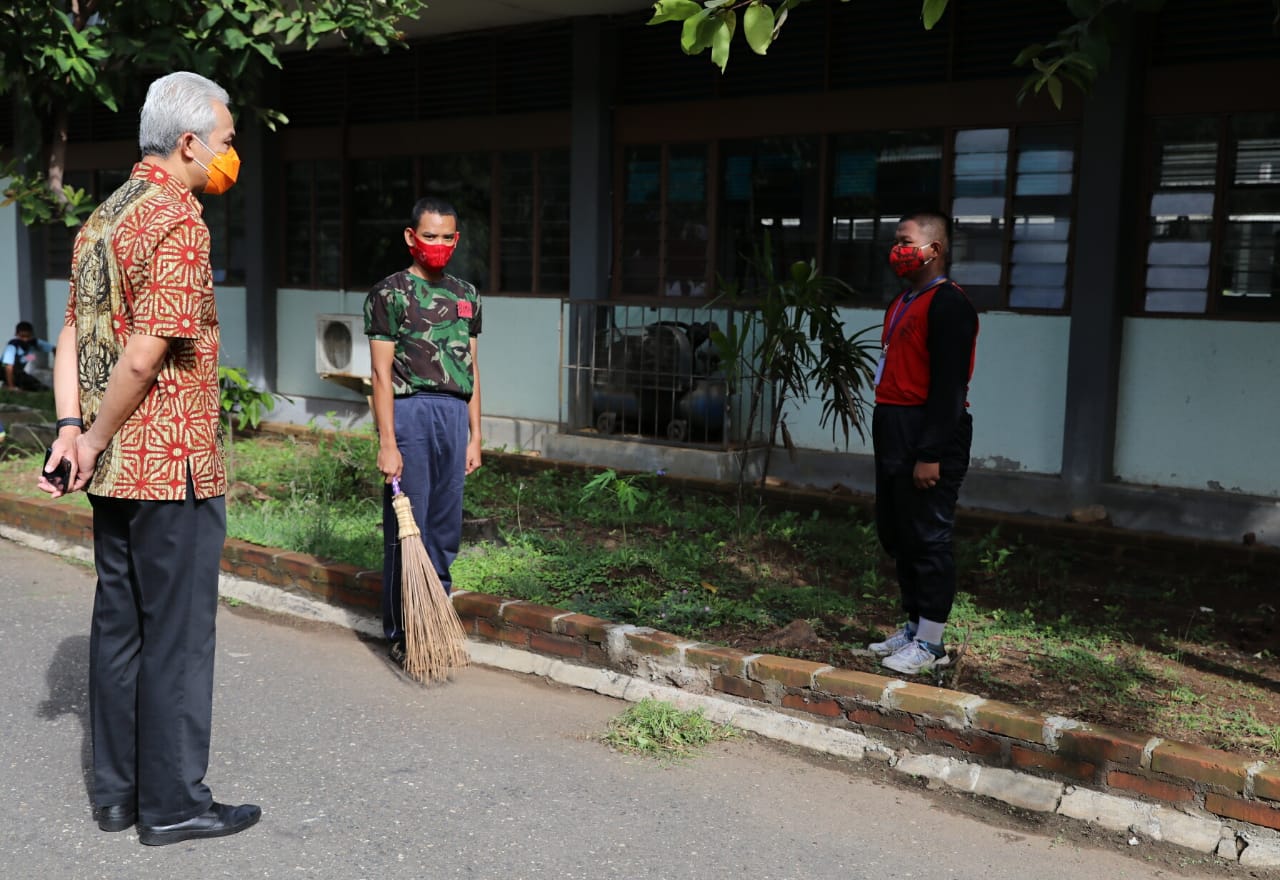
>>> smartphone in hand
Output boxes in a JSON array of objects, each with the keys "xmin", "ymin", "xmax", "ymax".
[{"xmin": 43, "ymin": 446, "xmax": 72, "ymax": 492}]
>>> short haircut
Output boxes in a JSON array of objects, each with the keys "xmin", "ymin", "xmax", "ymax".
[
  {"xmin": 410, "ymin": 196, "xmax": 459, "ymax": 229},
  {"xmin": 900, "ymin": 210, "xmax": 952, "ymax": 253},
  {"xmin": 138, "ymin": 71, "xmax": 231, "ymax": 158},
  {"xmin": 15, "ymin": 321, "xmax": 33, "ymax": 334}
]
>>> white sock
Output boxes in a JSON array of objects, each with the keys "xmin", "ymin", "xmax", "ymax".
[{"xmin": 915, "ymin": 617, "xmax": 945, "ymax": 646}]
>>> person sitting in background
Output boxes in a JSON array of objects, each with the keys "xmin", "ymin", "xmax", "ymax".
[{"xmin": 3, "ymin": 321, "xmax": 56, "ymax": 391}]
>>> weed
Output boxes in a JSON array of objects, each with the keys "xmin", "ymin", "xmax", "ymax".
[
  {"xmin": 601, "ymin": 698, "xmax": 736, "ymax": 760},
  {"xmin": 580, "ymin": 468, "xmax": 651, "ymax": 543}
]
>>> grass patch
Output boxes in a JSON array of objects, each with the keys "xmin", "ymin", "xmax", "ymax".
[
  {"xmin": 5, "ymin": 426, "xmax": 1280, "ymax": 759},
  {"xmin": 602, "ymin": 698, "xmax": 736, "ymax": 760}
]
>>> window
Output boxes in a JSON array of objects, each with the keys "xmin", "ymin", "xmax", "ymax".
[
  {"xmin": 496, "ymin": 149, "xmax": 571, "ymax": 294},
  {"xmin": 617, "ymin": 144, "xmax": 711, "ymax": 297},
  {"xmin": 538, "ymin": 150, "xmax": 571, "ymax": 293},
  {"xmin": 283, "ymin": 160, "xmax": 343, "ymax": 289},
  {"xmin": 198, "ymin": 184, "xmax": 247, "ymax": 285},
  {"xmin": 950, "ymin": 125, "xmax": 1078, "ymax": 311},
  {"xmin": 498, "ymin": 152, "xmax": 534, "ymax": 292},
  {"xmin": 1144, "ymin": 113, "xmax": 1280, "ymax": 316},
  {"xmin": 719, "ymin": 137, "xmax": 820, "ymax": 289},
  {"xmin": 350, "ymin": 158, "xmax": 414, "ymax": 289},
  {"xmin": 422, "ymin": 152, "xmax": 492, "ymax": 290},
  {"xmin": 828, "ymin": 131, "xmax": 943, "ymax": 303},
  {"xmin": 1223, "ymin": 115, "xmax": 1279, "ymax": 312},
  {"xmin": 50, "ymin": 170, "xmax": 245, "ymax": 285},
  {"xmin": 45, "ymin": 169, "xmax": 130, "ymax": 279}
]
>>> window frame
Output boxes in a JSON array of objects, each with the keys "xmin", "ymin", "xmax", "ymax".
[
  {"xmin": 611, "ymin": 116, "xmax": 1081, "ymax": 315},
  {"xmin": 1137, "ymin": 111, "xmax": 1280, "ymax": 320},
  {"xmin": 277, "ymin": 114, "xmax": 571, "ymax": 294}
]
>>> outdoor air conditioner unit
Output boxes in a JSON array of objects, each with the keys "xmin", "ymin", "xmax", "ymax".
[{"xmin": 315, "ymin": 314, "xmax": 370, "ymax": 377}]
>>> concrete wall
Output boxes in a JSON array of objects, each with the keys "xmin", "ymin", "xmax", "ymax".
[
  {"xmin": 0, "ymin": 194, "xmax": 19, "ymax": 338},
  {"xmin": 783, "ymin": 309, "xmax": 1071, "ymax": 477},
  {"xmin": 1115, "ymin": 317, "xmax": 1280, "ymax": 498},
  {"xmin": 42, "ymin": 281, "xmax": 248, "ymax": 371}
]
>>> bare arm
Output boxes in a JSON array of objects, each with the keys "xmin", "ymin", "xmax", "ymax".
[
  {"xmin": 38, "ymin": 323, "xmax": 83, "ymax": 496},
  {"xmin": 465, "ymin": 338, "xmax": 482, "ymax": 474},
  {"xmin": 370, "ymin": 338, "xmax": 402, "ymax": 484}
]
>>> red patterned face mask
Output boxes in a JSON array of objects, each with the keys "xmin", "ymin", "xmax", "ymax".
[
  {"xmin": 888, "ymin": 244, "xmax": 935, "ymax": 278},
  {"xmin": 408, "ymin": 237, "xmax": 457, "ymax": 272}
]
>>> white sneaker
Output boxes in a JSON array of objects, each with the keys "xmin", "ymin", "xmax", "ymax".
[
  {"xmin": 882, "ymin": 639, "xmax": 951, "ymax": 675},
  {"xmin": 868, "ymin": 625, "xmax": 915, "ymax": 657}
]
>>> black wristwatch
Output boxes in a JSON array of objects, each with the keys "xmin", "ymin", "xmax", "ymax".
[{"xmin": 55, "ymin": 417, "xmax": 85, "ymax": 431}]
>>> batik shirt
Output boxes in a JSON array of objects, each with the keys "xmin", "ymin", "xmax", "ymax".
[
  {"xmin": 65, "ymin": 161, "xmax": 225, "ymax": 500},
  {"xmin": 363, "ymin": 269, "xmax": 482, "ymax": 399}
]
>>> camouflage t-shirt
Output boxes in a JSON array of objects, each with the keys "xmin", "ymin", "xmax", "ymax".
[{"xmin": 363, "ymin": 269, "xmax": 482, "ymax": 398}]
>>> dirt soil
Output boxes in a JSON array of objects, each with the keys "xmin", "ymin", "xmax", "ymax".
[{"xmin": 705, "ymin": 531, "xmax": 1280, "ymax": 759}]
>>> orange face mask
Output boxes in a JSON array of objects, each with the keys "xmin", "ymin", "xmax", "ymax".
[{"xmin": 193, "ymin": 137, "xmax": 240, "ymax": 195}]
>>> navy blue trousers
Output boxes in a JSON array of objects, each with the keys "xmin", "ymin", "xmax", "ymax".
[
  {"xmin": 382, "ymin": 392, "xmax": 468, "ymax": 642},
  {"xmin": 88, "ymin": 476, "xmax": 225, "ymax": 825}
]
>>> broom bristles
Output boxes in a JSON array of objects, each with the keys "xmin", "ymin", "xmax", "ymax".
[{"xmin": 393, "ymin": 494, "xmax": 470, "ymax": 684}]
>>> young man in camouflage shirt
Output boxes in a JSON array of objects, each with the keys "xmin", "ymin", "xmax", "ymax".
[{"xmin": 365, "ymin": 196, "xmax": 483, "ymax": 666}]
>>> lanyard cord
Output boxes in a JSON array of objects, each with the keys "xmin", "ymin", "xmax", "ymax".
[{"xmin": 884, "ymin": 276, "xmax": 948, "ymax": 345}]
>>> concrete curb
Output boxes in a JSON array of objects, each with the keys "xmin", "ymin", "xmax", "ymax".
[{"xmin": 5, "ymin": 510, "xmax": 1280, "ymax": 867}]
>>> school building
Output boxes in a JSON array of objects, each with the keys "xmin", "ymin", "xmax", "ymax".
[{"xmin": 1, "ymin": 0, "xmax": 1277, "ymax": 546}]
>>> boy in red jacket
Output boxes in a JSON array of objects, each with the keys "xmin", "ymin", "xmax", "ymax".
[{"xmin": 868, "ymin": 211, "xmax": 978, "ymax": 675}]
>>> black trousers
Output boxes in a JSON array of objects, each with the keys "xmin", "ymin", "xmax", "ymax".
[
  {"xmin": 872, "ymin": 405, "xmax": 972, "ymax": 627},
  {"xmin": 88, "ymin": 478, "xmax": 226, "ymax": 825}
]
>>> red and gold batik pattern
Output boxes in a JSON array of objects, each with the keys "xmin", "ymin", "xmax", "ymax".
[{"xmin": 66, "ymin": 161, "xmax": 225, "ymax": 500}]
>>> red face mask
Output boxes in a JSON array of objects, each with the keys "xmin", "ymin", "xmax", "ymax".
[
  {"xmin": 408, "ymin": 237, "xmax": 457, "ymax": 272},
  {"xmin": 888, "ymin": 244, "xmax": 935, "ymax": 278}
]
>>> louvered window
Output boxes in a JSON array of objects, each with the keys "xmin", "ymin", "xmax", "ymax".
[
  {"xmin": 347, "ymin": 50, "xmax": 416, "ymax": 125},
  {"xmin": 717, "ymin": 5, "xmax": 825, "ymax": 97},
  {"xmin": 279, "ymin": 53, "xmax": 347, "ymax": 127},
  {"xmin": 1144, "ymin": 113, "xmax": 1280, "ymax": 316},
  {"xmin": 828, "ymin": 1, "xmax": 948, "ymax": 88},
  {"xmin": 1153, "ymin": 0, "xmax": 1279, "ymax": 65},
  {"xmin": 615, "ymin": 17, "xmax": 714, "ymax": 105},
  {"xmin": 949, "ymin": 0, "xmax": 1073, "ymax": 81},
  {"xmin": 950, "ymin": 125, "xmax": 1078, "ymax": 311},
  {"xmin": 496, "ymin": 27, "xmax": 572, "ymax": 114},
  {"xmin": 422, "ymin": 36, "xmax": 497, "ymax": 119}
]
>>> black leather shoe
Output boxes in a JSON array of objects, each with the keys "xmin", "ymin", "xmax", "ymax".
[
  {"xmin": 137, "ymin": 802, "xmax": 261, "ymax": 846},
  {"xmin": 95, "ymin": 803, "xmax": 137, "ymax": 832}
]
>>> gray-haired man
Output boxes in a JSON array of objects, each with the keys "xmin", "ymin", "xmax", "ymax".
[{"xmin": 40, "ymin": 71, "xmax": 260, "ymax": 846}]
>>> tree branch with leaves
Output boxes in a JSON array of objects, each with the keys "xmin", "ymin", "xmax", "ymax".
[
  {"xmin": 0, "ymin": 0, "xmax": 425, "ymax": 227},
  {"xmin": 650, "ymin": 0, "xmax": 1279, "ymax": 107}
]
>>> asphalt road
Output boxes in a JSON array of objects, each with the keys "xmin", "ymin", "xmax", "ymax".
[{"xmin": 0, "ymin": 537, "xmax": 1221, "ymax": 880}]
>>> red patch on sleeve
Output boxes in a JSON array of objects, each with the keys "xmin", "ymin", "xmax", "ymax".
[{"xmin": 457, "ymin": 300, "xmax": 474, "ymax": 319}]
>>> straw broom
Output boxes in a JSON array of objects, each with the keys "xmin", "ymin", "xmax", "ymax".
[{"xmin": 392, "ymin": 478, "xmax": 470, "ymax": 683}]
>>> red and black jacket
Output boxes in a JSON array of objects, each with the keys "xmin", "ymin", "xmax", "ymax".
[{"xmin": 874, "ymin": 279, "xmax": 979, "ymax": 463}]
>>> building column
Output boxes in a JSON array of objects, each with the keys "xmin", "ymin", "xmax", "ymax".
[
  {"xmin": 1060, "ymin": 15, "xmax": 1150, "ymax": 506},
  {"xmin": 241, "ymin": 70, "xmax": 280, "ymax": 391},
  {"xmin": 566, "ymin": 17, "xmax": 614, "ymax": 429}
]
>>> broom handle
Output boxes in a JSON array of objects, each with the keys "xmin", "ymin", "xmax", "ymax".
[{"xmin": 390, "ymin": 477, "xmax": 421, "ymax": 539}]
